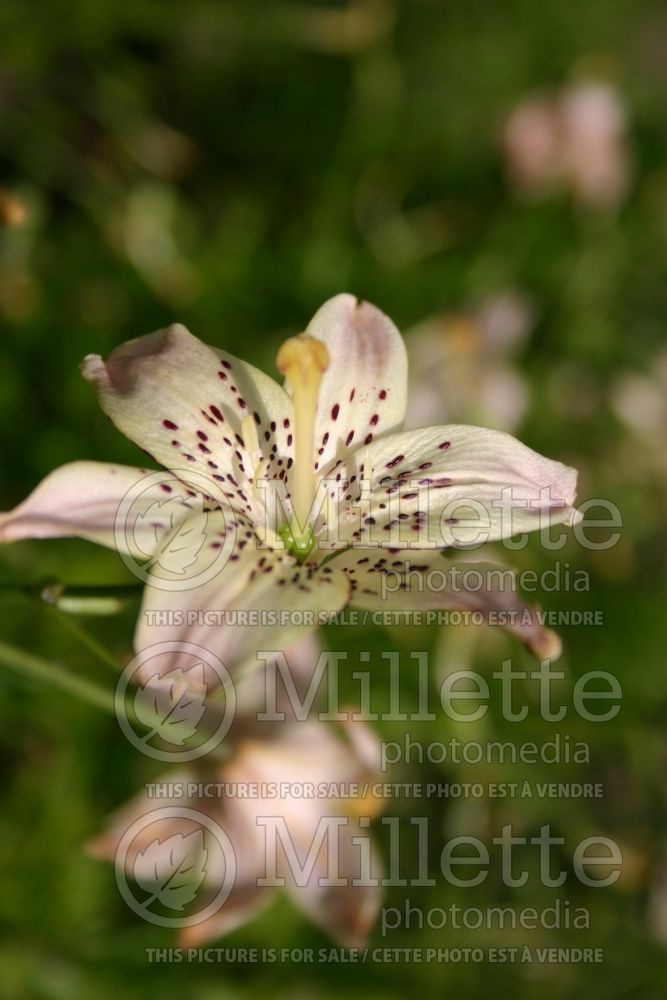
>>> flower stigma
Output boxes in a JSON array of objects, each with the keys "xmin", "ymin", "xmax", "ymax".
[{"xmin": 276, "ymin": 333, "xmax": 329, "ymax": 561}]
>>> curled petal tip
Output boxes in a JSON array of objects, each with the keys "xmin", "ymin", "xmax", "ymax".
[
  {"xmin": 81, "ymin": 325, "xmax": 192, "ymax": 393},
  {"xmin": 84, "ymin": 833, "xmax": 113, "ymax": 860},
  {"xmin": 570, "ymin": 506, "xmax": 584, "ymax": 526},
  {"xmin": 80, "ymin": 353, "xmax": 108, "ymax": 386},
  {"xmin": 532, "ymin": 627, "xmax": 562, "ymax": 661}
]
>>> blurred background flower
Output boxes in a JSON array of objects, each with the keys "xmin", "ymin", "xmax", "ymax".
[{"xmin": 503, "ymin": 81, "xmax": 631, "ymax": 209}]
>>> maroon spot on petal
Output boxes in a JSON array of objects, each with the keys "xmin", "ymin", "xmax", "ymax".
[
  {"xmin": 364, "ymin": 433, "xmax": 373, "ymax": 445},
  {"xmin": 370, "ymin": 414, "xmax": 379, "ymax": 426},
  {"xmin": 349, "ymin": 388, "xmax": 356, "ymax": 401},
  {"xmin": 331, "ymin": 403, "xmax": 340, "ymax": 421},
  {"xmin": 221, "ymin": 360, "xmax": 231, "ymax": 370},
  {"xmin": 283, "ymin": 418, "xmax": 290, "ymax": 428},
  {"xmin": 210, "ymin": 405, "xmax": 224, "ymax": 421},
  {"xmin": 379, "ymin": 389, "xmax": 387, "ymax": 400},
  {"xmin": 218, "ymin": 371, "xmax": 227, "ymax": 381},
  {"xmin": 439, "ymin": 440, "xmax": 451, "ymax": 451},
  {"xmin": 386, "ymin": 454, "xmax": 404, "ymax": 468},
  {"xmin": 160, "ymin": 484, "xmax": 173, "ymax": 493},
  {"xmin": 346, "ymin": 430, "xmax": 354, "ymax": 446},
  {"xmin": 197, "ymin": 431, "xmax": 208, "ymax": 441},
  {"xmin": 162, "ymin": 419, "xmax": 178, "ymax": 430}
]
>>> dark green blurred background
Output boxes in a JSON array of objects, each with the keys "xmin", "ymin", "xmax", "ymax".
[{"xmin": 1, "ymin": 0, "xmax": 667, "ymax": 997}]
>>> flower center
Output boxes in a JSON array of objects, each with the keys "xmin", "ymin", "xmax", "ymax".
[{"xmin": 276, "ymin": 333, "xmax": 329, "ymax": 558}]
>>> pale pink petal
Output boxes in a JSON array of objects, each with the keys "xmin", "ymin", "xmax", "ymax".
[
  {"xmin": 82, "ymin": 324, "xmax": 295, "ymax": 524},
  {"xmin": 134, "ymin": 510, "xmax": 351, "ymax": 684},
  {"xmin": 334, "ymin": 547, "xmax": 562, "ymax": 659},
  {"xmin": 329, "ymin": 423, "xmax": 580, "ymax": 549},
  {"xmin": 87, "ymin": 771, "xmax": 275, "ymax": 945},
  {"xmin": 284, "ymin": 816, "xmax": 383, "ymax": 947},
  {"xmin": 227, "ymin": 719, "xmax": 384, "ymax": 946},
  {"xmin": 297, "ymin": 293, "xmax": 407, "ymax": 474},
  {"xmin": 0, "ymin": 461, "xmax": 191, "ymax": 557}
]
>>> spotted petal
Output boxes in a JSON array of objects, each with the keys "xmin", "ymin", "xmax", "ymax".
[
  {"xmin": 0, "ymin": 461, "xmax": 192, "ymax": 558},
  {"xmin": 335, "ymin": 547, "xmax": 562, "ymax": 659},
  {"xmin": 298, "ymin": 294, "xmax": 408, "ymax": 475},
  {"xmin": 134, "ymin": 509, "xmax": 351, "ymax": 684},
  {"xmin": 82, "ymin": 324, "xmax": 295, "ymax": 524},
  {"xmin": 328, "ymin": 424, "xmax": 580, "ymax": 550}
]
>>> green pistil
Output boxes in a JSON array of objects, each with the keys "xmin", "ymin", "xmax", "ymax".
[{"xmin": 279, "ymin": 522, "xmax": 316, "ymax": 563}]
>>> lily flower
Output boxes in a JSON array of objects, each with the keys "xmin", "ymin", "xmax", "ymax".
[
  {"xmin": 404, "ymin": 291, "xmax": 534, "ymax": 433},
  {"xmin": 0, "ymin": 294, "xmax": 580, "ymax": 670},
  {"xmin": 88, "ymin": 639, "xmax": 384, "ymax": 947}
]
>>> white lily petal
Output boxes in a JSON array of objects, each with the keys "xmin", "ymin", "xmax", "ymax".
[
  {"xmin": 82, "ymin": 324, "xmax": 295, "ymax": 524},
  {"xmin": 329, "ymin": 424, "xmax": 580, "ymax": 549},
  {"xmin": 134, "ymin": 510, "xmax": 350, "ymax": 684},
  {"xmin": 0, "ymin": 461, "xmax": 190, "ymax": 558},
  {"xmin": 87, "ymin": 769, "xmax": 276, "ymax": 947},
  {"xmin": 335, "ymin": 547, "xmax": 563, "ymax": 659},
  {"xmin": 299, "ymin": 293, "xmax": 408, "ymax": 474},
  {"xmin": 227, "ymin": 718, "xmax": 383, "ymax": 947},
  {"xmin": 284, "ymin": 815, "xmax": 383, "ymax": 948}
]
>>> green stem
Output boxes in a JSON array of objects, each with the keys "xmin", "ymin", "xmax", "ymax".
[
  {"xmin": 40, "ymin": 602, "xmax": 122, "ymax": 672},
  {"xmin": 0, "ymin": 581, "xmax": 143, "ymax": 598},
  {"xmin": 0, "ymin": 640, "xmax": 116, "ymax": 714}
]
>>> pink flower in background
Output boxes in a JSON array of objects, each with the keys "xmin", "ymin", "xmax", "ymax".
[
  {"xmin": 89, "ymin": 638, "xmax": 384, "ymax": 946},
  {"xmin": 404, "ymin": 291, "xmax": 534, "ymax": 433},
  {"xmin": 503, "ymin": 82, "xmax": 631, "ymax": 209}
]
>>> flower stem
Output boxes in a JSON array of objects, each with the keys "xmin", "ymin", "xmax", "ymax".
[
  {"xmin": 0, "ymin": 640, "xmax": 116, "ymax": 713},
  {"xmin": 40, "ymin": 602, "xmax": 122, "ymax": 673}
]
